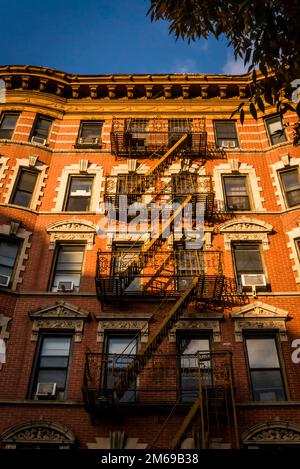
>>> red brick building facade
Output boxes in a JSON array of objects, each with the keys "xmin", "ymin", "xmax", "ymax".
[{"xmin": 0, "ymin": 65, "xmax": 300, "ymax": 449}]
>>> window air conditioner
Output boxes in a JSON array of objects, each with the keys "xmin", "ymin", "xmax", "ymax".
[
  {"xmin": 0, "ymin": 274, "xmax": 10, "ymax": 287},
  {"xmin": 57, "ymin": 281, "xmax": 74, "ymax": 292},
  {"xmin": 221, "ymin": 140, "xmax": 236, "ymax": 148},
  {"xmin": 31, "ymin": 136, "xmax": 47, "ymax": 145},
  {"xmin": 36, "ymin": 382, "xmax": 57, "ymax": 398},
  {"xmin": 78, "ymin": 137, "xmax": 100, "ymax": 145},
  {"xmin": 241, "ymin": 274, "xmax": 267, "ymax": 287}
]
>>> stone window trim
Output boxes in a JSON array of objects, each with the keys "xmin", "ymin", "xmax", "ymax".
[
  {"xmin": 0, "ymin": 156, "xmax": 9, "ymax": 192},
  {"xmin": 242, "ymin": 421, "xmax": 300, "ymax": 447},
  {"xmin": 213, "ymin": 160, "xmax": 265, "ymax": 211},
  {"xmin": 286, "ymin": 224, "xmax": 300, "ymax": 283},
  {"xmin": 230, "ymin": 301, "xmax": 289, "ymax": 342},
  {"xmin": 87, "ymin": 431, "xmax": 147, "ymax": 449},
  {"xmin": 4, "ymin": 157, "xmax": 48, "ymax": 210},
  {"xmin": 29, "ymin": 301, "xmax": 90, "ymax": 342},
  {"xmin": 0, "ymin": 222, "xmax": 32, "ymax": 289},
  {"xmin": 168, "ymin": 313, "xmax": 223, "ymax": 343},
  {"xmin": 1, "ymin": 420, "xmax": 76, "ymax": 449},
  {"xmin": 96, "ymin": 313, "xmax": 153, "ymax": 343},
  {"xmin": 219, "ymin": 217, "xmax": 273, "ymax": 251},
  {"xmin": 52, "ymin": 160, "xmax": 103, "ymax": 212},
  {"xmin": 270, "ymin": 155, "xmax": 300, "ymax": 210},
  {"xmin": 46, "ymin": 219, "xmax": 97, "ymax": 251},
  {"xmin": 0, "ymin": 314, "xmax": 11, "ymax": 369}
]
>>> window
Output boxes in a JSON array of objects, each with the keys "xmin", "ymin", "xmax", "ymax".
[
  {"xmin": 214, "ymin": 120, "xmax": 238, "ymax": 148},
  {"xmin": 168, "ymin": 119, "xmax": 191, "ymax": 147},
  {"xmin": 77, "ymin": 121, "xmax": 103, "ymax": 147},
  {"xmin": 31, "ymin": 335, "xmax": 72, "ymax": 400},
  {"xmin": 125, "ymin": 119, "xmax": 149, "ymax": 149},
  {"xmin": 30, "ymin": 115, "xmax": 53, "ymax": 144},
  {"xmin": 51, "ymin": 245, "xmax": 85, "ymax": 292},
  {"xmin": 223, "ymin": 176, "xmax": 251, "ymax": 210},
  {"xmin": 10, "ymin": 168, "xmax": 38, "ymax": 207},
  {"xmin": 0, "ymin": 239, "xmax": 19, "ymax": 287},
  {"xmin": 178, "ymin": 335, "xmax": 211, "ymax": 402},
  {"xmin": 245, "ymin": 335, "xmax": 285, "ymax": 401},
  {"xmin": 111, "ymin": 242, "xmax": 143, "ymax": 292},
  {"xmin": 233, "ymin": 244, "xmax": 265, "ymax": 287},
  {"xmin": 279, "ymin": 168, "xmax": 300, "ymax": 207},
  {"xmin": 175, "ymin": 244, "xmax": 201, "ymax": 291},
  {"xmin": 104, "ymin": 334, "xmax": 137, "ymax": 402},
  {"xmin": 0, "ymin": 113, "xmax": 19, "ymax": 139},
  {"xmin": 265, "ymin": 115, "xmax": 287, "ymax": 145},
  {"xmin": 64, "ymin": 176, "xmax": 93, "ymax": 211},
  {"xmin": 116, "ymin": 175, "xmax": 143, "ymax": 206}
]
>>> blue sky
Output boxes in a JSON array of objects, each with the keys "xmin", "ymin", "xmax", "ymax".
[{"xmin": 0, "ymin": 0, "xmax": 246, "ymax": 75}]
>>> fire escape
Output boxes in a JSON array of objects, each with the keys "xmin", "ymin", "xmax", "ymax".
[{"xmin": 84, "ymin": 118, "xmax": 239, "ymax": 448}]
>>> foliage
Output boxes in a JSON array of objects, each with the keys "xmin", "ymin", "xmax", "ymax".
[{"xmin": 148, "ymin": 0, "xmax": 300, "ymax": 144}]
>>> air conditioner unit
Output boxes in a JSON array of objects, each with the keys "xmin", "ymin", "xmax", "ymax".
[
  {"xmin": 78, "ymin": 137, "xmax": 100, "ymax": 145},
  {"xmin": 0, "ymin": 274, "xmax": 10, "ymax": 287},
  {"xmin": 221, "ymin": 140, "xmax": 236, "ymax": 148},
  {"xmin": 57, "ymin": 281, "xmax": 74, "ymax": 292},
  {"xmin": 241, "ymin": 274, "xmax": 267, "ymax": 287},
  {"xmin": 31, "ymin": 135, "xmax": 47, "ymax": 145},
  {"xmin": 36, "ymin": 382, "xmax": 57, "ymax": 398}
]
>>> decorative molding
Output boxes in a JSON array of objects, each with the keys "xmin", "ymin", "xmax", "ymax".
[
  {"xmin": 169, "ymin": 314, "xmax": 223, "ymax": 343},
  {"xmin": 0, "ymin": 223, "xmax": 32, "ymax": 289},
  {"xmin": 1, "ymin": 420, "xmax": 76, "ymax": 449},
  {"xmin": 4, "ymin": 158, "xmax": 48, "ymax": 209},
  {"xmin": 286, "ymin": 224, "xmax": 300, "ymax": 283},
  {"xmin": 96, "ymin": 313, "xmax": 153, "ymax": 343},
  {"xmin": 242, "ymin": 421, "xmax": 300, "ymax": 446},
  {"xmin": 52, "ymin": 161, "xmax": 103, "ymax": 212},
  {"xmin": 213, "ymin": 161, "xmax": 265, "ymax": 211},
  {"xmin": 46, "ymin": 219, "xmax": 96, "ymax": 250},
  {"xmin": 87, "ymin": 432, "xmax": 147, "ymax": 449},
  {"xmin": 219, "ymin": 217, "xmax": 273, "ymax": 250},
  {"xmin": 231, "ymin": 301, "xmax": 289, "ymax": 342},
  {"xmin": 270, "ymin": 157, "xmax": 300, "ymax": 209},
  {"xmin": 29, "ymin": 301, "xmax": 90, "ymax": 342},
  {"xmin": 0, "ymin": 156, "xmax": 9, "ymax": 195},
  {"xmin": 0, "ymin": 314, "xmax": 11, "ymax": 368}
]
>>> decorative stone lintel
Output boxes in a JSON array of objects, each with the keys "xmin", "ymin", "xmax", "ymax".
[
  {"xmin": 231, "ymin": 301, "xmax": 289, "ymax": 342},
  {"xmin": 29, "ymin": 301, "xmax": 90, "ymax": 342},
  {"xmin": 242, "ymin": 421, "xmax": 300, "ymax": 446},
  {"xmin": 168, "ymin": 314, "xmax": 223, "ymax": 343},
  {"xmin": 96, "ymin": 313, "xmax": 153, "ymax": 343},
  {"xmin": 46, "ymin": 220, "xmax": 96, "ymax": 250},
  {"xmin": 219, "ymin": 218, "xmax": 273, "ymax": 251}
]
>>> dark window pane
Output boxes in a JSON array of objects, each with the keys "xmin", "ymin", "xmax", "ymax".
[
  {"xmin": 224, "ymin": 177, "xmax": 250, "ymax": 210},
  {"xmin": 32, "ymin": 116, "xmax": 52, "ymax": 139},
  {"xmin": 66, "ymin": 197, "xmax": 91, "ymax": 211},
  {"xmin": 251, "ymin": 370, "xmax": 285, "ymax": 401},
  {"xmin": 11, "ymin": 170, "xmax": 38, "ymax": 207},
  {"xmin": 234, "ymin": 245, "xmax": 263, "ymax": 274},
  {"xmin": 0, "ymin": 113, "xmax": 19, "ymax": 139},
  {"xmin": 17, "ymin": 171, "xmax": 38, "ymax": 192},
  {"xmin": 12, "ymin": 191, "xmax": 32, "ymax": 207},
  {"xmin": 215, "ymin": 121, "xmax": 238, "ymax": 147},
  {"xmin": 36, "ymin": 369, "xmax": 68, "ymax": 389},
  {"xmin": 65, "ymin": 177, "xmax": 93, "ymax": 211},
  {"xmin": 80, "ymin": 122, "xmax": 103, "ymax": 138},
  {"xmin": 52, "ymin": 246, "xmax": 84, "ymax": 291},
  {"xmin": 280, "ymin": 169, "xmax": 300, "ymax": 207},
  {"xmin": 0, "ymin": 240, "xmax": 19, "ymax": 280}
]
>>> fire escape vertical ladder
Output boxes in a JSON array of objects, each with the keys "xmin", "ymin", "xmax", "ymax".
[
  {"xmin": 113, "ymin": 277, "xmax": 199, "ymax": 395},
  {"xmin": 145, "ymin": 133, "xmax": 188, "ymax": 180},
  {"xmin": 118, "ymin": 194, "xmax": 193, "ymax": 290},
  {"xmin": 170, "ymin": 398, "xmax": 202, "ymax": 449}
]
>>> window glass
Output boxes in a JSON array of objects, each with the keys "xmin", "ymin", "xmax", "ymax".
[
  {"xmin": 223, "ymin": 176, "xmax": 250, "ymax": 210},
  {"xmin": 65, "ymin": 177, "xmax": 93, "ymax": 211},
  {"xmin": 0, "ymin": 240, "xmax": 19, "ymax": 282},
  {"xmin": 280, "ymin": 169, "xmax": 300, "ymax": 207},
  {"xmin": 0, "ymin": 113, "xmax": 19, "ymax": 139},
  {"xmin": 214, "ymin": 121, "xmax": 238, "ymax": 148},
  {"xmin": 32, "ymin": 115, "xmax": 52, "ymax": 140},
  {"xmin": 265, "ymin": 115, "xmax": 287, "ymax": 145},
  {"xmin": 51, "ymin": 245, "xmax": 85, "ymax": 292}
]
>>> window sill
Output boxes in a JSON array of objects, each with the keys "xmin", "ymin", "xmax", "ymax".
[
  {"xmin": 0, "ymin": 399, "xmax": 84, "ymax": 406},
  {"xmin": 236, "ymin": 401, "xmax": 299, "ymax": 407}
]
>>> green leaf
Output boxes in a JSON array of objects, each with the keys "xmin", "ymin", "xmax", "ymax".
[
  {"xmin": 250, "ymin": 102, "xmax": 258, "ymax": 120},
  {"xmin": 256, "ymin": 97, "xmax": 265, "ymax": 113},
  {"xmin": 240, "ymin": 108, "xmax": 245, "ymax": 125}
]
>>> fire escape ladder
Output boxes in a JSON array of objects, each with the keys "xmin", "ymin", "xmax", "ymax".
[
  {"xmin": 170, "ymin": 398, "xmax": 203, "ymax": 449},
  {"xmin": 113, "ymin": 277, "xmax": 199, "ymax": 395},
  {"xmin": 145, "ymin": 133, "xmax": 188, "ymax": 181},
  {"xmin": 118, "ymin": 194, "xmax": 192, "ymax": 290}
]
